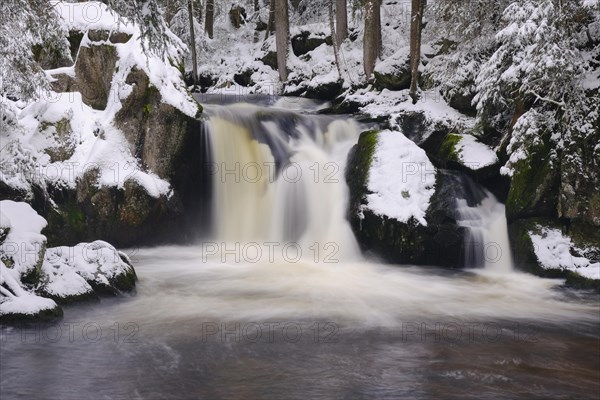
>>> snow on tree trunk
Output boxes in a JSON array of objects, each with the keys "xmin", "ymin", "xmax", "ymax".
[
  {"xmin": 409, "ymin": 0, "xmax": 424, "ymax": 103},
  {"xmin": 275, "ymin": 0, "xmax": 289, "ymax": 82},
  {"xmin": 363, "ymin": 0, "xmax": 381, "ymax": 79},
  {"xmin": 335, "ymin": 0, "xmax": 348, "ymax": 45},
  {"xmin": 205, "ymin": 0, "xmax": 214, "ymax": 39},
  {"xmin": 188, "ymin": 0, "xmax": 198, "ymax": 84}
]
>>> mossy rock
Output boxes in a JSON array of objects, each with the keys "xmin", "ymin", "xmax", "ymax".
[
  {"xmin": 345, "ymin": 130, "xmax": 472, "ymax": 268},
  {"xmin": 438, "ymin": 133, "xmax": 461, "ymax": 163},
  {"xmin": 509, "ymin": 218, "xmax": 600, "ymax": 291},
  {"xmin": 506, "ymin": 131, "xmax": 559, "ymax": 222}
]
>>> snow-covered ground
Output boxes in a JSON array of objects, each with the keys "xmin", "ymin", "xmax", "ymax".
[
  {"xmin": 365, "ymin": 130, "xmax": 436, "ymax": 226},
  {"xmin": 530, "ymin": 227, "xmax": 600, "ymax": 281}
]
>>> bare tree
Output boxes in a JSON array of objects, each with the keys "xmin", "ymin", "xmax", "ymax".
[
  {"xmin": 274, "ymin": 0, "xmax": 289, "ymax": 81},
  {"xmin": 205, "ymin": 0, "xmax": 214, "ymax": 39},
  {"xmin": 335, "ymin": 0, "xmax": 348, "ymax": 45},
  {"xmin": 187, "ymin": 0, "xmax": 198, "ymax": 85},
  {"xmin": 363, "ymin": 0, "xmax": 381, "ymax": 79},
  {"xmin": 329, "ymin": 0, "xmax": 342, "ymax": 78},
  {"xmin": 409, "ymin": 0, "xmax": 425, "ymax": 103}
]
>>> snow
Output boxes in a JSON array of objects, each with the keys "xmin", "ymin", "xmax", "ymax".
[
  {"xmin": 0, "ymin": 202, "xmax": 59, "ymax": 317},
  {"xmin": 530, "ymin": 227, "xmax": 600, "ymax": 281},
  {"xmin": 0, "ymin": 200, "xmax": 47, "ymax": 276},
  {"xmin": 453, "ymin": 134, "xmax": 498, "ymax": 170},
  {"xmin": 374, "ymin": 46, "xmax": 410, "ymax": 75},
  {"xmin": 1, "ymin": 1, "xmax": 201, "ymax": 199},
  {"xmin": 41, "ymin": 241, "xmax": 133, "ymax": 298},
  {"xmin": 0, "ymin": 201, "xmax": 134, "ymax": 316},
  {"xmin": 51, "ymin": 1, "xmax": 135, "ymax": 34},
  {"xmin": 365, "ymin": 130, "xmax": 436, "ymax": 226},
  {"xmin": 1, "ymin": 259, "xmax": 58, "ymax": 316}
]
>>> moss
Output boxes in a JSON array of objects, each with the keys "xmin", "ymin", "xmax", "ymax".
[
  {"xmin": 506, "ymin": 134, "xmax": 558, "ymax": 220},
  {"xmin": 509, "ymin": 218, "xmax": 600, "ymax": 292},
  {"xmin": 438, "ymin": 133, "xmax": 461, "ymax": 163},
  {"xmin": 143, "ymin": 103, "xmax": 152, "ymax": 116}
]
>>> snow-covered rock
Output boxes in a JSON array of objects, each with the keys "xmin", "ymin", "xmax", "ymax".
[
  {"xmin": 0, "ymin": 201, "xmax": 60, "ymax": 321},
  {"xmin": 1, "ymin": 1, "xmax": 205, "ymax": 247},
  {"xmin": 373, "ymin": 46, "xmax": 411, "ymax": 91},
  {"xmin": 0, "ymin": 201, "xmax": 137, "ymax": 322},
  {"xmin": 346, "ymin": 129, "xmax": 484, "ymax": 267},
  {"xmin": 40, "ymin": 241, "xmax": 136, "ymax": 302},
  {"xmin": 510, "ymin": 219, "xmax": 600, "ymax": 290}
]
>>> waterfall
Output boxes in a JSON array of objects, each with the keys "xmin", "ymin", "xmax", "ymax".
[
  {"xmin": 456, "ymin": 193, "xmax": 513, "ymax": 272},
  {"xmin": 203, "ymin": 104, "xmax": 361, "ymax": 262},
  {"xmin": 202, "ymin": 103, "xmax": 514, "ymax": 271}
]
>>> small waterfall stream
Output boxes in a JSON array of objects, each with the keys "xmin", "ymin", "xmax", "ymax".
[{"xmin": 456, "ymin": 194, "xmax": 513, "ymax": 272}]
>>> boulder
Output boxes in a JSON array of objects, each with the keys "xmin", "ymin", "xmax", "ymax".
[
  {"xmin": 261, "ymin": 51, "xmax": 278, "ymax": 70},
  {"xmin": 291, "ymin": 31, "xmax": 332, "ymax": 57},
  {"xmin": 345, "ymin": 130, "xmax": 486, "ymax": 268},
  {"xmin": 509, "ymin": 218, "xmax": 600, "ymax": 290},
  {"xmin": 373, "ymin": 47, "xmax": 411, "ymax": 91},
  {"xmin": 39, "ymin": 240, "xmax": 137, "ymax": 303},
  {"xmin": 229, "ymin": 5, "xmax": 247, "ymax": 28},
  {"xmin": 44, "ymin": 172, "xmax": 180, "ymax": 248},
  {"xmin": 304, "ymin": 79, "xmax": 344, "ymax": 101},
  {"xmin": 505, "ymin": 130, "xmax": 560, "ymax": 222},
  {"xmin": 0, "ymin": 202, "xmax": 139, "ymax": 322}
]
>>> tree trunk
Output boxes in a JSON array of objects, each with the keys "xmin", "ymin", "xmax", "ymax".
[
  {"xmin": 265, "ymin": 0, "xmax": 276, "ymax": 40},
  {"xmin": 363, "ymin": 0, "xmax": 381, "ymax": 79},
  {"xmin": 197, "ymin": 0, "xmax": 203, "ymax": 23},
  {"xmin": 329, "ymin": 0, "xmax": 342, "ymax": 78},
  {"xmin": 409, "ymin": 0, "xmax": 424, "ymax": 103},
  {"xmin": 188, "ymin": 0, "xmax": 198, "ymax": 85},
  {"xmin": 205, "ymin": 0, "xmax": 214, "ymax": 39},
  {"xmin": 274, "ymin": 0, "xmax": 289, "ymax": 81},
  {"xmin": 335, "ymin": 0, "xmax": 348, "ymax": 45}
]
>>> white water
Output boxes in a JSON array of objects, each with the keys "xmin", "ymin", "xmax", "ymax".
[
  {"xmin": 174, "ymin": 103, "xmax": 599, "ymax": 324},
  {"xmin": 456, "ymin": 195, "xmax": 513, "ymax": 272},
  {"xmin": 206, "ymin": 104, "xmax": 360, "ymax": 261}
]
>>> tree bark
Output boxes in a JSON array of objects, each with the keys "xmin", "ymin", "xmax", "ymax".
[
  {"xmin": 265, "ymin": 0, "xmax": 276, "ymax": 40},
  {"xmin": 409, "ymin": 0, "xmax": 424, "ymax": 103},
  {"xmin": 335, "ymin": 0, "xmax": 348, "ymax": 45},
  {"xmin": 274, "ymin": 0, "xmax": 289, "ymax": 81},
  {"xmin": 329, "ymin": 0, "xmax": 342, "ymax": 78},
  {"xmin": 196, "ymin": 0, "xmax": 203, "ymax": 23},
  {"xmin": 363, "ymin": 0, "xmax": 381, "ymax": 79},
  {"xmin": 205, "ymin": 0, "xmax": 214, "ymax": 39},
  {"xmin": 188, "ymin": 0, "xmax": 198, "ymax": 85}
]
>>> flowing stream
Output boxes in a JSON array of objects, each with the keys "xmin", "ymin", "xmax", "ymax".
[{"xmin": 1, "ymin": 100, "xmax": 599, "ymax": 399}]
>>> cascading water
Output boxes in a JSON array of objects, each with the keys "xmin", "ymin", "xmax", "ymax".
[
  {"xmin": 203, "ymin": 103, "xmax": 516, "ymax": 271},
  {"xmin": 203, "ymin": 104, "xmax": 361, "ymax": 261},
  {"xmin": 5, "ymin": 101, "xmax": 597, "ymax": 400},
  {"xmin": 456, "ymin": 194, "xmax": 513, "ymax": 272}
]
